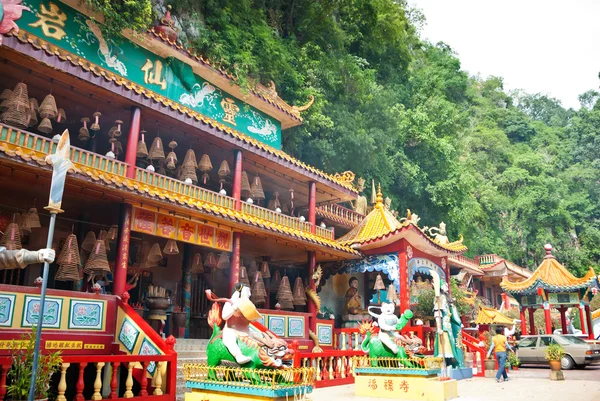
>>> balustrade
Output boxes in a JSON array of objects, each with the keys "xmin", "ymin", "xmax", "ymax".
[
  {"xmin": 297, "ymin": 350, "xmax": 365, "ymax": 388},
  {"xmin": 317, "ymin": 204, "xmax": 365, "ymax": 226},
  {"xmin": 242, "ymin": 202, "xmax": 314, "ymax": 234},
  {"xmin": 0, "ymin": 354, "xmax": 175, "ymax": 401}
]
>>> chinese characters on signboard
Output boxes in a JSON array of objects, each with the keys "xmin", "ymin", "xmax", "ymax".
[{"xmin": 131, "ymin": 207, "xmax": 232, "ymax": 251}]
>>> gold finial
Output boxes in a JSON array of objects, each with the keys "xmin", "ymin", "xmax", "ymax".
[{"xmin": 375, "ymin": 184, "xmax": 384, "ymax": 207}]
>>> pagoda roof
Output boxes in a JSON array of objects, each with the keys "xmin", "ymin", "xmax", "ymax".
[
  {"xmin": 501, "ymin": 245, "xmax": 599, "ymax": 295},
  {"xmin": 593, "ymin": 308, "xmax": 600, "ymax": 321},
  {"xmin": 336, "ymin": 187, "xmax": 467, "ymax": 256},
  {"xmin": 474, "ymin": 306, "xmax": 515, "ymax": 325}
]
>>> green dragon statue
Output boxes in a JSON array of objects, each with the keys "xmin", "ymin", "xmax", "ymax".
[{"xmin": 359, "ymin": 308, "xmax": 425, "ymax": 367}]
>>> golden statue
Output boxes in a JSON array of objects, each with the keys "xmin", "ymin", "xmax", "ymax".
[
  {"xmin": 345, "ymin": 277, "xmax": 368, "ymax": 315},
  {"xmin": 351, "ymin": 177, "xmax": 368, "ymax": 215}
]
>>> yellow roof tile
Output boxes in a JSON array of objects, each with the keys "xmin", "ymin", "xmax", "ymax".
[
  {"xmin": 501, "ymin": 246, "xmax": 598, "ymax": 294},
  {"xmin": 474, "ymin": 306, "xmax": 515, "ymax": 325}
]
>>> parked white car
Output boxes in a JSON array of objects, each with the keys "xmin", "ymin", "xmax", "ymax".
[{"xmin": 517, "ymin": 334, "xmax": 600, "ymax": 370}]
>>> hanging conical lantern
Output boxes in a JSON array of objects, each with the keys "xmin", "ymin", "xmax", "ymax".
[
  {"xmin": 56, "ymin": 234, "xmax": 81, "ymax": 281},
  {"xmin": 251, "ymin": 175, "xmax": 265, "ymax": 201},
  {"xmin": 247, "ymin": 260, "xmax": 258, "ymax": 279},
  {"xmin": 218, "ymin": 160, "xmax": 230, "ymax": 190},
  {"xmin": 19, "ymin": 213, "xmax": 31, "ymax": 235},
  {"xmin": 239, "ymin": 264, "xmax": 250, "ymax": 287},
  {"xmin": 204, "ymin": 252, "xmax": 217, "ymax": 269},
  {"xmin": 57, "ymin": 108, "xmax": 67, "ymax": 124},
  {"xmin": 149, "ymin": 136, "xmax": 165, "ymax": 161},
  {"xmin": 387, "ymin": 284, "xmax": 398, "ymax": 304},
  {"xmin": 180, "ymin": 149, "xmax": 198, "ymax": 184},
  {"xmin": 260, "ymin": 261, "xmax": 271, "ymax": 278},
  {"xmin": 1, "ymin": 222, "xmax": 22, "ymax": 250},
  {"xmin": 191, "ymin": 253, "xmax": 204, "ymax": 273},
  {"xmin": 0, "ymin": 89, "xmax": 13, "ymax": 102},
  {"xmin": 114, "ymin": 141, "xmax": 123, "ymax": 157},
  {"xmin": 241, "ymin": 171, "xmax": 252, "ymax": 199},
  {"xmin": 78, "ymin": 117, "xmax": 90, "ymax": 141},
  {"xmin": 90, "ymin": 111, "xmax": 101, "ymax": 131},
  {"xmin": 198, "ymin": 154, "xmax": 212, "ymax": 185},
  {"xmin": 217, "ymin": 252, "xmax": 230, "ymax": 270},
  {"xmin": 38, "ymin": 93, "xmax": 58, "ymax": 120},
  {"xmin": 81, "ymin": 230, "xmax": 97, "ymax": 252},
  {"xmin": 166, "ymin": 151, "xmax": 177, "ymax": 170},
  {"xmin": 373, "ymin": 274, "xmax": 385, "ymax": 304},
  {"xmin": 99, "ymin": 230, "xmax": 110, "ymax": 251},
  {"xmin": 114, "ymin": 120, "xmax": 123, "ymax": 137},
  {"xmin": 26, "ymin": 207, "xmax": 41, "ymax": 229},
  {"xmin": 276, "ymin": 276, "xmax": 294, "ymax": 310},
  {"xmin": 251, "ymin": 271, "xmax": 267, "ymax": 305},
  {"xmin": 107, "ymin": 225, "xmax": 119, "ymax": 241},
  {"xmin": 271, "ymin": 270, "xmax": 281, "ymax": 291},
  {"xmin": 156, "ymin": 160, "xmax": 167, "ymax": 175},
  {"xmin": 28, "ymin": 98, "xmax": 39, "ymax": 128},
  {"xmin": 147, "ymin": 243, "xmax": 163, "ymax": 264},
  {"xmin": 137, "ymin": 130, "xmax": 149, "ymax": 158},
  {"xmin": 38, "ymin": 117, "xmax": 53, "ymax": 134},
  {"xmin": 163, "ymin": 239, "xmax": 179, "ymax": 255},
  {"xmin": 293, "ymin": 277, "xmax": 307, "ymax": 306},
  {"xmin": 3, "ymin": 83, "xmax": 30, "ymax": 128},
  {"xmin": 84, "ymin": 239, "xmax": 111, "ymax": 276}
]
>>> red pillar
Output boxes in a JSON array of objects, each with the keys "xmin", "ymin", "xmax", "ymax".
[
  {"xmin": 559, "ymin": 307, "xmax": 567, "ymax": 334},
  {"xmin": 579, "ymin": 304, "xmax": 587, "ymax": 335},
  {"xmin": 585, "ymin": 305, "xmax": 594, "ymax": 340},
  {"xmin": 308, "ymin": 181, "xmax": 316, "ymax": 234},
  {"xmin": 307, "ymin": 251, "xmax": 317, "ymax": 331},
  {"xmin": 113, "ymin": 204, "xmax": 132, "ymax": 297},
  {"xmin": 232, "ymin": 150, "xmax": 242, "ymax": 210},
  {"xmin": 543, "ymin": 303, "xmax": 553, "ymax": 335},
  {"xmin": 229, "ymin": 232, "xmax": 241, "ymax": 294},
  {"xmin": 124, "ymin": 107, "xmax": 141, "ymax": 179},
  {"xmin": 520, "ymin": 307, "xmax": 528, "ymax": 335},
  {"xmin": 399, "ymin": 250, "xmax": 409, "ymax": 312},
  {"xmin": 528, "ymin": 308, "xmax": 536, "ymax": 335}
]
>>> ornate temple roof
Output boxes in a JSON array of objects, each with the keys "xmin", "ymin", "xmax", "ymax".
[
  {"xmin": 474, "ymin": 306, "xmax": 515, "ymax": 325},
  {"xmin": 501, "ymin": 245, "xmax": 599, "ymax": 295},
  {"xmin": 336, "ymin": 186, "xmax": 467, "ymax": 255},
  {"xmin": 593, "ymin": 308, "xmax": 600, "ymax": 321}
]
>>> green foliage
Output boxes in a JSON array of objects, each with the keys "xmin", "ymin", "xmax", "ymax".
[
  {"xmin": 82, "ymin": 0, "xmax": 154, "ymax": 38},
  {"xmin": 415, "ymin": 288, "xmax": 434, "ymax": 320},
  {"xmin": 507, "ymin": 350, "xmax": 520, "ymax": 367},
  {"xmin": 7, "ymin": 328, "xmax": 62, "ymax": 400},
  {"xmin": 450, "ymin": 279, "xmax": 470, "ymax": 316},
  {"xmin": 158, "ymin": 0, "xmax": 600, "ymax": 276},
  {"xmin": 544, "ymin": 343, "xmax": 565, "ymax": 361}
]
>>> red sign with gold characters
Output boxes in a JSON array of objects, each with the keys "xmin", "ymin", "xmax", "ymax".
[{"xmin": 131, "ymin": 207, "xmax": 232, "ymax": 251}]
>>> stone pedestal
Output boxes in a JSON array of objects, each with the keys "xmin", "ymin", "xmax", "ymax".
[
  {"xmin": 185, "ymin": 385, "xmax": 312, "ymax": 401},
  {"xmin": 549, "ymin": 370, "xmax": 565, "ymax": 381},
  {"xmin": 447, "ymin": 367, "xmax": 472, "ymax": 380}
]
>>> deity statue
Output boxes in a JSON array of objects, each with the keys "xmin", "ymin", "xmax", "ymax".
[
  {"xmin": 221, "ymin": 283, "xmax": 256, "ymax": 364},
  {"xmin": 428, "ymin": 222, "xmax": 449, "ymax": 245},
  {"xmin": 351, "ymin": 177, "xmax": 368, "ymax": 215},
  {"xmin": 345, "ymin": 277, "xmax": 368, "ymax": 315},
  {"xmin": 400, "ymin": 209, "xmax": 421, "ymax": 226},
  {"xmin": 0, "ymin": 246, "xmax": 55, "ymax": 269},
  {"xmin": 432, "ymin": 272, "xmax": 464, "ymax": 368}
]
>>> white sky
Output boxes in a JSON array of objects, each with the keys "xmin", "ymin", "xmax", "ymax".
[{"xmin": 410, "ymin": 0, "xmax": 600, "ymax": 109}]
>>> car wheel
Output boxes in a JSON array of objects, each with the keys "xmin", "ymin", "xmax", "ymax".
[{"xmin": 561, "ymin": 355, "xmax": 575, "ymax": 370}]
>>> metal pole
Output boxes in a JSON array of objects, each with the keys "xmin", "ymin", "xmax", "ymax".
[{"xmin": 28, "ymin": 211, "xmax": 58, "ymax": 401}]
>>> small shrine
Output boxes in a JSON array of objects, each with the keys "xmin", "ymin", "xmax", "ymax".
[{"xmin": 501, "ymin": 244, "xmax": 599, "ymax": 339}]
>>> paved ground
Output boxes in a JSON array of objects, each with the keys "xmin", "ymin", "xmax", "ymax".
[{"xmin": 311, "ymin": 365, "xmax": 600, "ymax": 401}]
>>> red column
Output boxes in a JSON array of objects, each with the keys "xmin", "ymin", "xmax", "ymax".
[
  {"xmin": 308, "ymin": 181, "xmax": 316, "ymax": 234},
  {"xmin": 543, "ymin": 303, "xmax": 553, "ymax": 335},
  {"xmin": 520, "ymin": 307, "xmax": 528, "ymax": 335},
  {"xmin": 585, "ymin": 305, "xmax": 594, "ymax": 340},
  {"xmin": 399, "ymin": 250, "xmax": 409, "ymax": 312},
  {"xmin": 124, "ymin": 107, "xmax": 141, "ymax": 179},
  {"xmin": 559, "ymin": 307, "xmax": 567, "ymax": 334},
  {"xmin": 232, "ymin": 150, "xmax": 242, "ymax": 210},
  {"xmin": 229, "ymin": 232, "xmax": 241, "ymax": 294},
  {"xmin": 528, "ymin": 308, "xmax": 536, "ymax": 335},
  {"xmin": 113, "ymin": 204, "xmax": 132, "ymax": 297},
  {"xmin": 307, "ymin": 251, "xmax": 317, "ymax": 331},
  {"xmin": 579, "ymin": 304, "xmax": 587, "ymax": 335}
]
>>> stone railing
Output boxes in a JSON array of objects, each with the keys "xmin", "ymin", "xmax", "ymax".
[
  {"xmin": 316, "ymin": 204, "xmax": 365, "ymax": 227},
  {"xmin": 242, "ymin": 202, "xmax": 314, "ymax": 234}
]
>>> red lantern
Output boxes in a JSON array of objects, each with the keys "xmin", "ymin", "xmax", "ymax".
[{"xmin": 537, "ymin": 287, "xmax": 544, "ymax": 296}]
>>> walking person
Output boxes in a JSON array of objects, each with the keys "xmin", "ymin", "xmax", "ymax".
[{"xmin": 487, "ymin": 327, "xmax": 513, "ymax": 383}]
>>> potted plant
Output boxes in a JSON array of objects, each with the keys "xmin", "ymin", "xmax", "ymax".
[
  {"xmin": 544, "ymin": 343, "xmax": 565, "ymax": 371},
  {"xmin": 7, "ymin": 328, "xmax": 62, "ymax": 401},
  {"xmin": 508, "ymin": 351, "xmax": 520, "ymax": 370}
]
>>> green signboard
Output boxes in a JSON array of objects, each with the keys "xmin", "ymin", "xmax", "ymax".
[{"xmin": 19, "ymin": 0, "xmax": 282, "ymax": 149}]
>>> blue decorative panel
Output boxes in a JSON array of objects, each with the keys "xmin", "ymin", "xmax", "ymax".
[
  {"xmin": 139, "ymin": 338, "xmax": 161, "ymax": 375},
  {"xmin": 268, "ymin": 316, "xmax": 285, "ymax": 337},
  {"xmin": 0, "ymin": 294, "xmax": 16, "ymax": 327},
  {"xmin": 118, "ymin": 318, "xmax": 140, "ymax": 353},
  {"xmin": 22, "ymin": 296, "xmax": 62, "ymax": 328},
  {"xmin": 287, "ymin": 317, "xmax": 305, "ymax": 337},
  {"xmin": 257, "ymin": 315, "xmax": 266, "ymax": 327},
  {"xmin": 333, "ymin": 253, "xmax": 400, "ymax": 293},
  {"xmin": 69, "ymin": 300, "xmax": 104, "ymax": 330},
  {"xmin": 316, "ymin": 324, "xmax": 332, "ymax": 346}
]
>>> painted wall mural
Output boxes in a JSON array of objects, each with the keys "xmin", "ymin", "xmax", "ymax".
[
  {"xmin": 332, "ymin": 253, "xmax": 400, "ymax": 292},
  {"xmin": 18, "ymin": 0, "xmax": 283, "ymax": 149}
]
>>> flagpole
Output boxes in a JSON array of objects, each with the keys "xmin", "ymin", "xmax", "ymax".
[
  {"xmin": 28, "ymin": 131, "xmax": 72, "ymax": 401},
  {"xmin": 28, "ymin": 211, "xmax": 58, "ymax": 401}
]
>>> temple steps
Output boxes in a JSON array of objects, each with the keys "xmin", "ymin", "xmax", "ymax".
[{"xmin": 174, "ymin": 339, "xmax": 209, "ymax": 401}]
